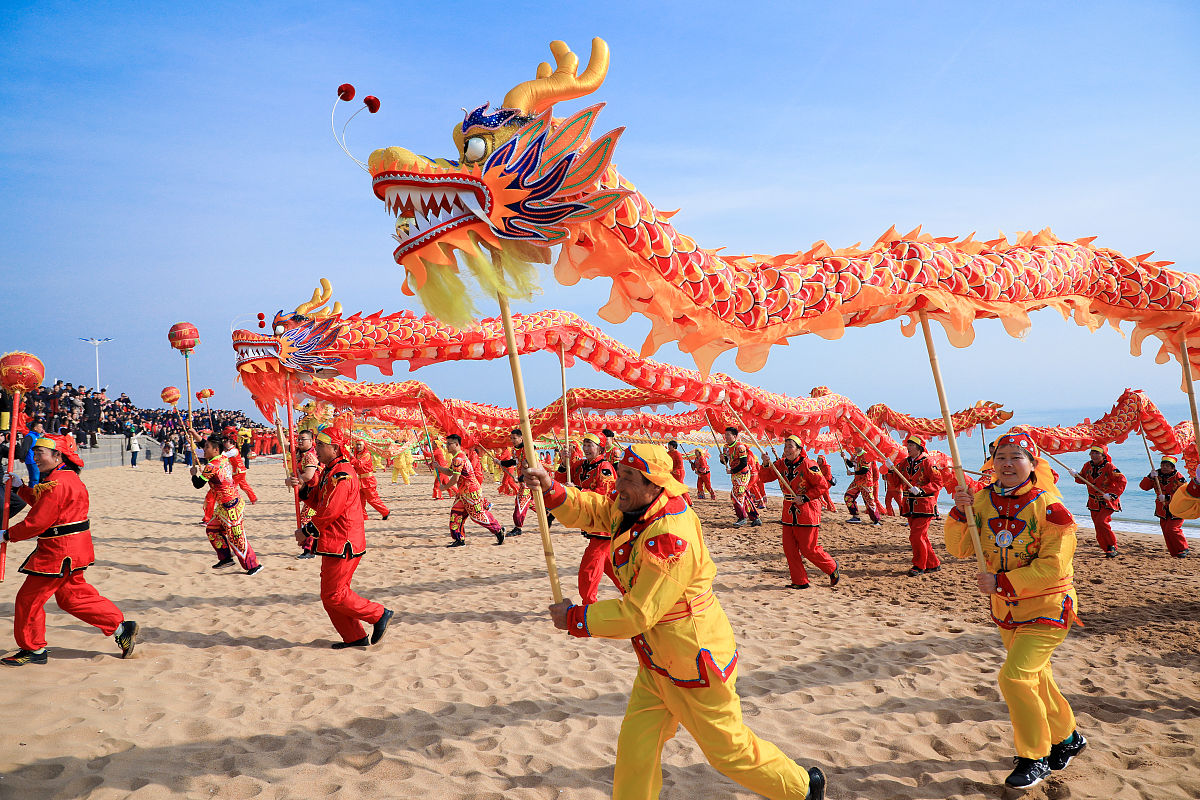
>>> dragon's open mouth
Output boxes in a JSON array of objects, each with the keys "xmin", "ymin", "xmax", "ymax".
[
  {"xmin": 232, "ymin": 334, "xmax": 281, "ymax": 374},
  {"xmin": 373, "ymin": 172, "xmax": 491, "ymax": 262}
]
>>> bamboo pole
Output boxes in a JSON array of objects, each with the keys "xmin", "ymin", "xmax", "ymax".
[
  {"xmin": 559, "ymin": 343, "xmax": 572, "ymax": 486},
  {"xmin": 1041, "ymin": 449, "xmax": 1105, "ymax": 495},
  {"xmin": 1139, "ymin": 420, "xmax": 1165, "ymax": 500},
  {"xmin": 919, "ymin": 311, "xmax": 986, "ymax": 570},
  {"xmin": 282, "ymin": 378, "xmax": 302, "ymax": 529},
  {"xmin": 845, "ymin": 418, "xmax": 915, "ymax": 490},
  {"xmin": 497, "ymin": 292, "xmax": 563, "ymax": 603},
  {"xmin": 0, "ymin": 389, "xmax": 22, "ymax": 581},
  {"xmin": 183, "ymin": 351, "xmax": 194, "ymax": 428},
  {"xmin": 1182, "ymin": 334, "xmax": 1200, "ymax": 467},
  {"xmin": 416, "ymin": 400, "xmax": 438, "ymax": 474}
]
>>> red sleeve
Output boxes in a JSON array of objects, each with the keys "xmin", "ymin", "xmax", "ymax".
[
  {"xmin": 1138, "ymin": 474, "xmax": 1156, "ymax": 491},
  {"xmin": 310, "ymin": 471, "xmax": 356, "ymax": 530},
  {"xmin": 1044, "ymin": 503, "xmax": 1074, "ymax": 525},
  {"xmin": 566, "ymin": 604, "xmax": 591, "ymax": 638},
  {"xmin": 757, "ymin": 462, "xmax": 778, "ymax": 484},
  {"xmin": 804, "ymin": 462, "xmax": 830, "ymax": 495},
  {"xmin": 7, "ymin": 483, "xmax": 64, "ymax": 542},
  {"xmin": 1107, "ymin": 466, "xmax": 1127, "ymax": 494},
  {"xmin": 996, "ymin": 573, "xmax": 1017, "ymax": 597}
]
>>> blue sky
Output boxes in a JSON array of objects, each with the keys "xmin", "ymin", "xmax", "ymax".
[{"xmin": 1, "ymin": 1, "xmax": 1198, "ymax": 425}]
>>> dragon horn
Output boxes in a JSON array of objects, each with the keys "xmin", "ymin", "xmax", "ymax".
[
  {"xmin": 293, "ymin": 278, "xmax": 343, "ymax": 319},
  {"xmin": 503, "ymin": 38, "xmax": 609, "ymax": 115}
]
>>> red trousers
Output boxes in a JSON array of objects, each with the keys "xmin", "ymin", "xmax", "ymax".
[
  {"xmin": 907, "ymin": 516, "xmax": 941, "ymax": 570},
  {"xmin": 820, "ymin": 490, "xmax": 836, "ymax": 512},
  {"xmin": 431, "ymin": 476, "xmax": 446, "ymax": 499},
  {"xmin": 203, "ymin": 490, "xmax": 215, "ymax": 522},
  {"xmin": 884, "ymin": 488, "xmax": 902, "ymax": 516},
  {"xmin": 513, "ymin": 488, "xmax": 533, "ymax": 529},
  {"xmin": 1159, "ymin": 518, "xmax": 1188, "ymax": 556},
  {"xmin": 1090, "ymin": 510, "xmax": 1118, "ymax": 550},
  {"xmin": 14, "ymin": 571, "xmax": 124, "ymax": 651},
  {"xmin": 234, "ymin": 473, "xmax": 257, "ymax": 504},
  {"xmin": 578, "ymin": 537, "xmax": 619, "ymax": 605},
  {"xmin": 360, "ymin": 478, "xmax": 389, "ymax": 519},
  {"xmin": 320, "ymin": 556, "xmax": 385, "ymax": 643},
  {"xmin": 695, "ymin": 472, "xmax": 714, "ymax": 498},
  {"xmin": 781, "ymin": 524, "xmax": 836, "ymax": 585}
]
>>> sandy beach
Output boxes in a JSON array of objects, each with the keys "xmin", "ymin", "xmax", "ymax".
[{"xmin": 0, "ymin": 464, "xmax": 1196, "ymax": 800}]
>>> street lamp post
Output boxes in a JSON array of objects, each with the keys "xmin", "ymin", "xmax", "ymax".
[{"xmin": 79, "ymin": 337, "xmax": 113, "ymax": 389}]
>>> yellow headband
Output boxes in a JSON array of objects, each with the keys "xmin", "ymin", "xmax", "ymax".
[
  {"xmin": 315, "ymin": 431, "xmax": 333, "ymax": 444},
  {"xmin": 34, "ymin": 436, "xmax": 56, "ymax": 450}
]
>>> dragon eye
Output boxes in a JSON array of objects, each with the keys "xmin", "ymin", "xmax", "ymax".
[
  {"xmin": 273, "ymin": 324, "xmax": 285, "ymax": 336},
  {"xmin": 464, "ymin": 136, "xmax": 487, "ymax": 162}
]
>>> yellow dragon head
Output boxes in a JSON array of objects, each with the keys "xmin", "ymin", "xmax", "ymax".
[{"xmin": 367, "ymin": 38, "xmax": 628, "ymax": 325}]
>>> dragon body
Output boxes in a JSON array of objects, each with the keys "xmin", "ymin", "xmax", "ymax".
[{"xmin": 361, "ymin": 38, "xmax": 1198, "ymax": 376}]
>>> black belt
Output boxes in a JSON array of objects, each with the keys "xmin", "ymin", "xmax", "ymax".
[
  {"xmin": 583, "ymin": 533, "xmax": 612, "ymax": 541},
  {"xmin": 42, "ymin": 520, "xmax": 90, "ymax": 538}
]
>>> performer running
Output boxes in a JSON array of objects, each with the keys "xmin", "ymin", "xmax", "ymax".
[
  {"xmin": 946, "ymin": 432, "xmax": 1086, "ymax": 790},
  {"xmin": 687, "ymin": 446, "xmax": 714, "ymax": 500},
  {"xmin": 433, "ymin": 434, "xmax": 505, "ymax": 547},
  {"xmin": 1071, "ymin": 445, "xmax": 1126, "ymax": 557},
  {"xmin": 666, "ymin": 441, "xmax": 690, "ymax": 505},
  {"xmin": 428, "ymin": 441, "xmax": 451, "ymax": 500},
  {"xmin": 0, "ymin": 434, "xmax": 139, "ymax": 666},
  {"xmin": 192, "ymin": 435, "xmax": 262, "ymax": 575},
  {"xmin": 532, "ymin": 444, "xmax": 827, "ymax": 799},
  {"xmin": 746, "ymin": 448, "xmax": 767, "ymax": 511},
  {"xmin": 882, "ymin": 461, "xmax": 904, "ymax": 516},
  {"xmin": 815, "ymin": 453, "xmax": 837, "ymax": 512},
  {"xmin": 1139, "ymin": 455, "xmax": 1190, "ymax": 557},
  {"xmin": 497, "ymin": 445, "xmax": 521, "ymax": 496},
  {"xmin": 222, "ymin": 426, "xmax": 258, "ymax": 505},
  {"xmin": 295, "ymin": 425, "xmax": 393, "ymax": 649},
  {"xmin": 722, "ymin": 427, "xmax": 761, "ymax": 527},
  {"xmin": 842, "ymin": 449, "xmax": 881, "ymax": 525},
  {"xmin": 285, "ymin": 429, "xmax": 321, "ymax": 559},
  {"xmin": 556, "ymin": 433, "xmax": 619, "ymax": 603},
  {"xmin": 895, "ymin": 435, "xmax": 942, "ymax": 576},
  {"xmin": 602, "ymin": 427, "xmax": 623, "ymax": 466},
  {"xmin": 759, "ymin": 436, "xmax": 840, "ymax": 591},
  {"xmin": 351, "ymin": 440, "xmax": 390, "ymax": 521}
]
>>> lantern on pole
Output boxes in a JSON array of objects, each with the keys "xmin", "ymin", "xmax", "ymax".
[
  {"xmin": 1, "ymin": 351, "xmax": 45, "ymax": 581},
  {"xmin": 196, "ymin": 388, "xmax": 216, "ymax": 429},
  {"xmin": 168, "ymin": 322, "xmax": 200, "ymax": 426}
]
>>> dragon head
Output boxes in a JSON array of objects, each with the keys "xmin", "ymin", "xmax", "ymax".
[
  {"xmin": 367, "ymin": 38, "xmax": 629, "ymax": 325},
  {"xmin": 232, "ymin": 279, "xmax": 347, "ymax": 417}
]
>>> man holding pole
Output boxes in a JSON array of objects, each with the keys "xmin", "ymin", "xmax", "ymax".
[
  {"xmin": 896, "ymin": 435, "xmax": 942, "ymax": 576},
  {"xmin": 666, "ymin": 440, "xmax": 690, "ymax": 505},
  {"xmin": 758, "ymin": 435, "xmax": 840, "ymax": 591},
  {"xmin": 191, "ymin": 435, "xmax": 262, "ymax": 575},
  {"xmin": 532, "ymin": 444, "xmax": 827, "ymax": 799},
  {"xmin": 556, "ymin": 432, "xmax": 618, "ymax": 604},
  {"xmin": 722, "ymin": 427, "xmax": 761, "ymax": 527},
  {"xmin": 688, "ymin": 446, "xmax": 714, "ymax": 500},
  {"xmin": 1071, "ymin": 445, "xmax": 1126, "ymax": 558},
  {"xmin": 842, "ymin": 448, "xmax": 881, "ymax": 525},
  {"xmin": 1138, "ymin": 455, "xmax": 1189, "ymax": 557},
  {"xmin": 433, "ymin": 434, "xmax": 505, "ymax": 547},
  {"xmin": 285, "ymin": 429, "xmax": 321, "ymax": 559},
  {"xmin": 351, "ymin": 440, "xmax": 390, "ymax": 521}
]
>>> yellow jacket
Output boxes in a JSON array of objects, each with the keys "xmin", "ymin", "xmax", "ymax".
[
  {"xmin": 1168, "ymin": 478, "xmax": 1200, "ymax": 519},
  {"xmin": 546, "ymin": 482, "xmax": 739, "ymax": 688},
  {"xmin": 945, "ymin": 482, "xmax": 1080, "ymax": 629}
]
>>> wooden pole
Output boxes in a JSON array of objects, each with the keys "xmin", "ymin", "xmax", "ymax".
[
  {"xmin": 183, "ymin": 351, "xmax": 194, "ymax": 427},
  {"xmin": 1139, "ymin": 420, "xmax": 1165, "ymax": 499},
  {"xmin": 0, "ymin": 390, "xmax": 22, "ymax": 582},
  {"xmin": 559, "ymin": 343, "xmax": 572, "ymax": 485},
  {"xmin": 282, "ymin": 378, "xmax": 302, "ymax": 529},
  {"xmin": 979, "ymin": 422, "xmax": 987, "ymax": 461},
  {"xmin": 1040, "ymin": 449, "xmax": 1105, "ymax": 495},
  {"xmin": 497, "ymin": 292, "xmax": 563, "ymax": 603},
  {"xmin": 416, "ymin": 400, "xmax": 437, "ymax": 473},
  {"xmin": 918, "ymin": 311, "xmax": 986, "ymax": 570},
  {"xmin": 845, "ymin": 418, "xmax": 915, "ymax": 490},
  {"xmin": 1182, "ymin": 334, "xmax": 1200, "ymax": 467}
]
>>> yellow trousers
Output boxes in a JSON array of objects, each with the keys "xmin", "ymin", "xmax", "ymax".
[
  {"xmin": 391, "ymin": 462, "xmax": 411, "ymax": 484},
  {"xmin": 613, "ymin": 666, "xmax": 810, "ymax": 800},
  {"xmin": 998, "ymin": 624, "xmax": 1076, "ymax": 759}
]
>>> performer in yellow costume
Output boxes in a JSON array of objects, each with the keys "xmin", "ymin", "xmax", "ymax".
[
  {"xmin": 528, "ymin": 444, "xmax": 825, "ymax": 800},
  {"xmin": 946, "ymin": 431, "xmax": 1086, "ymax": 790}
]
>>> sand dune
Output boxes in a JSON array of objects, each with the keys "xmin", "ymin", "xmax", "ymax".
[{"xmin": 0, "ymin": 465, "xmax": 1196, "ymax": 799}]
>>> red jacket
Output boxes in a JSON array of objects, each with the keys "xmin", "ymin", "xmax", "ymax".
[
  {"xmin": 668, "ymin": 450, "xmax": 686, "ymax": 482},
  {"xmin": 690, "ymin": 450, "xmax": 710, "ymax": 475},
  {"xmin": 559, "ymin": 456, "xmax": 618, "ymax": 538},
  {"xmin": 896, "ymin": 455, "xmax": 940, "ymax": 518},
  {"xmin": 301, "ymin": 457, "xmax": 366, "ymax": 558},
  {"xmin": 1139, "ymin": 468, "xmax": 1186, "ymax": 519},
  {"xmin": 1077, "ymin": 459, "xmax": 1126, "ymax": 512},
  {"xmin": 759, "ymin": 456, "xmax": 829, "ymax": 526},
  {"xmin": 8, "ymin": 465, "xmax": 95, "ymax": 576}
]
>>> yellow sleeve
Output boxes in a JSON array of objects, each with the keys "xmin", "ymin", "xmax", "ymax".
[
  {"xmin": 943, "ymin": 508, "xmax": 977, "ymax": 560},
  {"xmin": 1003, "ymin": 520, "xmax": 1077, "ymax": 596},
  {"xmin": 582, "ymin": 546, "xmax": 692, "ymax": 639}
]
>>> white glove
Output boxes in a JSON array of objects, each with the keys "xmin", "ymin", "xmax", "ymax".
[
  {"xmin": 1068, "ymin": 470, "xmax": 1079, "ymax": 478},
  {"xmin": 1104, "ymin": 493, "xmax": 1117, "ymax": 502},
  {"xmin": 1158, "ymin": 494, "xmax": 1168, "ymax": 502},
  {"xmin": 906, "ymin": 487, "xmax": 922, "ymax": 496},
  {"xmin": 4, "ymin": 472, "xmax": 23, "ymax": 489}
]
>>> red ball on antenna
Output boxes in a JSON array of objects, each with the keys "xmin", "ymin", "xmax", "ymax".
[
  {"xmin": 364, "ymin": 96, "xmax": 381, "ymax": 113},
  {"xmin": 257, "ymin": 312, "xmax": 265, "ymax": 320},
  {"xmin": 337, "ymin": 83, "xmax": 355, "ymax": 101}
]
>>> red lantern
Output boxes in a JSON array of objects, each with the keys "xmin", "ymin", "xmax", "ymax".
[
  {"xmin": 0, "ymin": 351, "xmax": 45, "ymax": 394},
  {"xmin": 196, "ymin": 388, "xmax": 214, "ymax": 401},
  {"xmin": 168, "ymin": 322, "xmax": 200, "ymax": 353},
  {"xmin": 161, "ymin": 386, "xmax": 181, "ymax": 405}
]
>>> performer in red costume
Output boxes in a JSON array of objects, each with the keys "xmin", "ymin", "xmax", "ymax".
[
  {"xmin": 896, "ymin": 435, "xmax": 942, "ymax": 576},
  {"xmin": 1, "ymin": 434, "xmax": 139, "ymax": 666},
  {"xmin": 722, "ymin": 427, "xmax": 761, "ymax": 527},
  {"xmin": 557, "ymin": 432, "xmax": 619, "ymax": 603},
  {"xmin": 192, "ymin": 435, "xmax": 262, "ymax": 575},
  {"xmin": 666, "ymin": 440, "xmax": 691, "ymax": 505},
  {"xmin": 1138, "ymin": 455, "xmax": 1190, "ymax": 557},
  {"xmin": 434, "ymin": 434, "xmax": 505, "ymax": 547},
  {"xmin": 746, "ymin": 448, "xmax": 767, "ymax": 511},
  {"xmin": 758, "ymin": 436, "xmax": 841, "ymax": 591},
  {"xmin": 428, "ymin": 442, "xmax": 451, "ymax": 499},
  {"xmin": 843, "ymin": 449, "xmax": 881, "ymax": 525},
  {"xmin": 497, "ymin": 446, "xmax": 520, "ymax": 496},
  {"xmin": 285, "ymin": 429, "xmax": 322, "ymax": 559},
  {"xmin": 499, "ymin": 429, "xmax": 534, "ymax": 536},
  {"xmin": 688, "ymin": 447, "xmax": 714, "ymax": 500},
  {"xmin": 295, "ymin": 425, "xmax": 393, "ymax": 649},
  {"xmin": 882, "ymin": 461, "xmax": 904, "ymax": 516},
  {"xmin": 222, "ymin": 426, "xmax": 257, "ymax": 505},
  {"xmin": 351, "ymin": 440, "xmax": 390, "ymax": 521},
  {"xmin": 602, "ymin": 427, "xmax": 623, "ymax": 466},
  {"xmin": 815, "ymin": 453, "xmax": 837, "ymax": 512},
  {"xmin": 1071, "ymin": 445, "xmax": 1126, "ymax": 557}
]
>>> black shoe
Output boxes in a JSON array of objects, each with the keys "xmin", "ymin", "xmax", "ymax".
[
  {"xmin": 1005, "ymin": 756, "xmax": 1050, "ymax": 788},
  {"xmin": 1175, "ymin": 549, "xmax": 1190, "ymax": 558},
  {"xmin": 114, "ymin": 621, "xmax": 139, "ymax": 659},
  {"xmin": 381, "ymin": 514, "xmax": 389, "ymax": 521},
  {"xmin": 296, "ymin": 550, "xmax": 315, "ymax": 559},
  {"xmin": 750, "ymin": 518, "xmax": 762, "ymax": 527},
  {"xmin": 331, "ymin": 637, "xmax": 369, "ymax": 649},
  {"xmin": 870, "ymin": 520, "xmax": 883, "ymax": 526},
  {"xmin": 446, "ymin": 539, "xmax": 466, "ymax": 548},
  {"xmin": 494, "ymin": 529, "xmax": 505, "ymax": 545},
  {"xmin": 211, "ymin": 558, "xmax": 235, "ymax": 569},
  {"xmin": 923, "ymin": 565, "xmax": 941, "ymax": 573},
  {"xmin": 1, "ymin": 649, "xmax": 48, "ymax": 666},
  {"xmin": 906, "ymin": 567, "xmax": 923, "ymax": 577},
  {"xmin": 847, "ymin": 517, "xmax": 861, "ymax": 524},
  {"xmin": 1047, "ymin": 731, "xmax": 1086, "ymax": 771},
  {"xmin": 788, "ymin": 583, "xmax": 811, "ymax": 590},
  {"xmin": 246, "ymin": 565, "xmax": 264, "ymax": 575},
  {"xmin": 1105, "ymin": 546, "xmax": 1118, "ymax": 558},
  {"xmin": 508, "ymin": 527, "xmax": 523, "ymax": 536},
  {"xmin": 830, "ymin": 562, "xmax": 841, "ymax": 587},
  {"xmin": 805, "ymin": 766, "xmax": 826, "ymax": 800},
  {"xmin": 371, "ymin": 609, "xmax": 394, "ymax": 645}
]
